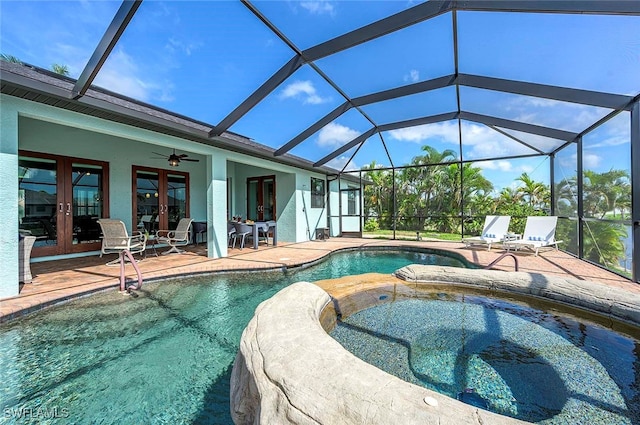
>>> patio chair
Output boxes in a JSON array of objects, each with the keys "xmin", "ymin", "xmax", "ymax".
[
  {"xmin": 227, "ymin": 222, "xmax": 236, "ymax": 248},
  {"xmin": 157, "ymin": 218, "xmax": 193, "ymax": 254},
  {"xmin": 257, "ymin": 220, "xmax": 276, "ymax": 246},
  {"xmin": 232, "ymin": 222, "xmax": 253, "ymax": 249},
  {"xmin": 503, "ymin": 216, "xmax": 562, "ymax": 256},
  {"xmin": 462, "ymin": 215, "xmax": 511, "ymax": 251},
  {"xmin": 97, "ymin": 219, "xmax": 147, "ymax": 264}
]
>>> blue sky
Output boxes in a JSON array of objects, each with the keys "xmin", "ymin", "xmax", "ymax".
[{"xmin": 1, "ymin": 1, "xmax": 638, "ymax": 193}]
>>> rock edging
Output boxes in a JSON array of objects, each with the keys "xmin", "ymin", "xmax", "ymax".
[{"xmin": 230, "ymin": 281, "xmax": 529, "ymax": 425}]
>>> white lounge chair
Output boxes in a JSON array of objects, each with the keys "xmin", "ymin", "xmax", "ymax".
[
  {"xmin": 157, "ymin": 218, "xmax": 193, "ymax": 254},
  {"xmin": 503, "ymin": 216, "xmax": 562, "ymax": 256},
  {"xmin": 462, "ymin": 215, "xmax": 511, "ymax": 250},
  {"xmin": 97, "ymin": 219, "xmax": 147, "ymax": 265}
]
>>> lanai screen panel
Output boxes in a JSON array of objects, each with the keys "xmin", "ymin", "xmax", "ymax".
[
  {"xmin": 96, "ymin": 1, "xmax": 294, "ymax": 125},
  {"xmin": 288, "ymin": 108, "xmax": 373, "ymax": 165},
  {"xmin": 460, "ymin": 121, "xmax": 540, "ymax": 161},
  {"xmin": 493, "ymin": 128, "xmax": 567, "ymax": 155},
  {"xmin": 313, "ymin": 13, "xmax": 454, "ymax": 98},
  {"xmin": 230, "ymin": 64, "xmax": 347, "ymax": 151},
  {"xmin": 359, "ymin": 86, "xmax": 458, "ymax": 125},
  {"xmin": 382, "ymin": 120, "xmax": 462, "ymax": 168},
  {"xmin": 0, "ymin": 1, "xmax": 120, "ymax": 75},
  {"xmin": 458, "ymin": 11, "xmax": 640, "ymax": 95},
  {"xmin": 459, "ymin": 86, "xmax": 613, "ymax": 134},
  {"xmin": 252, "ymin": 1, "xmax": 419, "ymax": 50}
]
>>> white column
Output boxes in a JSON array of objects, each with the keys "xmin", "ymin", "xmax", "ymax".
[
  {"xmin": 0, "ymin": 97, "xmax": 20, "ymax": 298},
  {"xmin": 207, "ymin": 153, "xmax": 228, "ymax": 258}
]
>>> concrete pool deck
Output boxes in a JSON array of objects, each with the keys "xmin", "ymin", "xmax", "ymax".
[{"xmin": 1, "ymin": 238, "xmax": 638, "ymax": 322}]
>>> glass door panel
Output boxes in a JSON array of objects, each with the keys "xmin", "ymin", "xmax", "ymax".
[
  {"xmin": 18, "ymin": 156, "xmax": 60, "ymax": 252},
  {"xmin": 247, "ymin": 179, "xmax": 259, "ymax": 221},
  {"xmin": 262, "ymin": 178, "xmax": 275, "ymax": 221},
  {"xmin": 133, "ymin": 167, "xmax": 189, "ymax": 233},
  {"xmin": 167, "ymin": 173, "xmax": 187, "ymax": 230},
  {"xmin": 71, "ymin": 163, "xmax": 104, "ymax": 246},
  {"xmin": 135, "ymin": 170, "xmax": 160, "ymax": 233},
  {"xmin": 246, "ymin": 175, "xmax": 276, "ymax": 221}
]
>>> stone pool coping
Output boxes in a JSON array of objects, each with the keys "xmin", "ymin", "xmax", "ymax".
[
  {"xmin": 231, "ymin": 267, "xmax": 640, "ymax": 424},
  {"xmin": 394, "ymin": 265, "xmax": 640, "ymax": 329}
]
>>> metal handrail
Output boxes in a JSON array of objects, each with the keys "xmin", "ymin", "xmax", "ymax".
[{"xmin": 484, "ymin": 252, "xmax": 519, "ymax": 272}]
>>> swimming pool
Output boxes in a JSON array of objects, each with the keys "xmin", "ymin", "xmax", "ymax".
[
  {"xmin": 0, "ymin": 249, "xmax": 469, "ymax": 424},
  {"xmin": 330, "ymin": 292, "xmax": 640, "ymax": 424}
]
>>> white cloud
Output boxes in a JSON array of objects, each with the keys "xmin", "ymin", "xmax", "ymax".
[
  {"xmin": 388, "ymin": 121, "xmax": 535, "ymax": 160},
  {"xmin": 583, "ymin": 153, "xmax": 602, "ymax": 169},
  {"xmin": 326, "ymin": 155, "xmax": 358, "ymax": 171},
  {"xmin": 475, "ymin": 160, "xmax": 513, "ymax": 172},
  {"xmin": 558, "ymin": 152, "xmax": 602, "ymax": 170},
  {"xmin": 389, "ymin": 121, "xmax": 458, "ymax": 143},
  {"xmin": 404, "ymin": 69, "xmax": 419, "ymax": 83},
  {"xmin": 166, "ymin": 38, "xmax": 201, "ymax": 56},
  {"xmin": 280, "ymin": 80, "xmax": 330, "ymax": 105},
  {"xmin": 317, "ymin": 122, "xmax": 360, "ymax": 148},
  {"xmin": 300, "ymin": 1, "xmax": 335, "ymax": 15},
  {"xmin": 94, "ymin": 48, "xmax": 172, "ymax": 103},
  {"xmin": 508, "ymin": 96, "xmax": 607, "ymax": 132}
]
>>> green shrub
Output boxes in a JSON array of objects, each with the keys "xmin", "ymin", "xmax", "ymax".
[{"xmin": 364, "ymin": 218, "xmax": 380, "ymax": 232}]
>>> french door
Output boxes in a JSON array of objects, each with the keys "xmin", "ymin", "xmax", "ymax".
[
  {"xmin": 132, "ymin": 166, "xmax": 189, "ymax": 233},
  {"xmin": 247, "ymin": 175, "xmax": 275, "ymax": 221},
  {"xmin": 18, "ymin": 151, "xmax": 109, "ymax": 257}
]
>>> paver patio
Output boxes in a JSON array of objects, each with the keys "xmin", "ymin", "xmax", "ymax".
[{"xmin": 1, "ymin": 238, "xmax": 637, "ymax": 323}]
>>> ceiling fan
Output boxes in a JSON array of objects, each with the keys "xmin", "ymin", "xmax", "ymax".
[{"xmin": 152, "ymin": 149, "xmax": 200, "ymax": 167}]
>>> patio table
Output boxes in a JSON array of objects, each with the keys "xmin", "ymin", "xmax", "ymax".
[{"xmin": 251, "ymin": 221, "xmax": 277, "ymax": 249}]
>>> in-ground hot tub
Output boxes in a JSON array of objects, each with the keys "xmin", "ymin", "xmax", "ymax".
[{"xmin": 230, "ymin": 266, "xmax": 640, "ymax": 425}]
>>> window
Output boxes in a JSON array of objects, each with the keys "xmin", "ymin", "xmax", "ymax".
[
  {"xmin": 311, "ymin": 178, "xmax": 325, "ymax": 208},
  {"xmin": 348, "ymin": 189, "xmax": 356, "ymax": 215}
]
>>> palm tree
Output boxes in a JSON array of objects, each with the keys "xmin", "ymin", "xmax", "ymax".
[
  {"xmin": 51, "ymin": 64, "xmax": 70, "ymax": 76},
  {"xmin": 516, "ymin": 172, "xmax": 549, "ymax": 210},
  {"xmin": 1, "ymin": 53, "xmax": 22, "ymax": 64}
]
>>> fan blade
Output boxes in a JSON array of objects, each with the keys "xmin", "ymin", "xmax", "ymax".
[
  {"xmin": 177, "ymin": 154, "xmax": 189, "ymax": 158},
  {"xmin": 182, "ymin": 158, "xmax": 200, "ymax": 162},
  {"xmin": 152, "ymin": 152, "xmax": 168, "ymax": 157}
]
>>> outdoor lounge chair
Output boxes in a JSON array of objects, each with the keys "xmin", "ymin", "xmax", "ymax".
[
  {"xmin": 157, "ymin": 218, "xmax": 193, "ymax": 254},
  {"xmin": 503, "ymin": 216, "xmax": 562, "ymax": 256},
  {"xmin": 462, "ymin": 215, "xmax": 511, "ymax": 250},
  {"xmin": 97, "ymin": 219, "xmax": 147, "ymax": 264}
]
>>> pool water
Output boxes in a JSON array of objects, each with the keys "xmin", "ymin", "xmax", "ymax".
[
  {"xmin": 0, "ymin": 249, "xmax": 467, "ymax": 425},
  {"xmin": 330, "ymin": 294, "xmax": 640, "ymax": 425}
]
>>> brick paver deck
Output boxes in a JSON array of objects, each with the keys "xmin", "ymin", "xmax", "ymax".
[{"xmin": 1, "ymin": 238, "xmax": 637, "ymax": 322}]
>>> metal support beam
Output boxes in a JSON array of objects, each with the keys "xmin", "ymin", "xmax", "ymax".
[
  {"xmin": 212, "ymin": 55, "xmax": 305, "ymax": 136},
  {"xmin": 378, "ymin": 112, "xmax": 459, "ymax": 132},
  {"xmin": 71, "ymin": 0, "xmax": 142, "ymax": 99},
  {"xmin": 458, "ymin": 73, "xmax": 634, "ymax": 111},
  {"xmin": 459, "ymin": 111, "xmax": 578, "ymax": 141},
  {"xmin": 314, "ymin": 128, "xmax": 377, "ymax": 167},
  {"xmin": 303, "ymin": 1, "xmax": 453, "ymax": 61},
  {"xmin": 456, "ymin": 1, "xmax": 640, "ymax": 15},
  {"xmin": 488, "ymin": 125, "xmax": 545, "ymax": 154},
  {"xmin": 550, "ymin": 152, "xmax": 555, "ymax": 215},
  {"xmin": 352, "ymin": 75, "xmax": 456, "ymax": 107},
  {"xmin": 632, "ymin": 101, "xmax": 640, "ymax": 282},
  {"xmin": 576, "ymin": 136, "xmax": 584, "ymax": 259}
]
